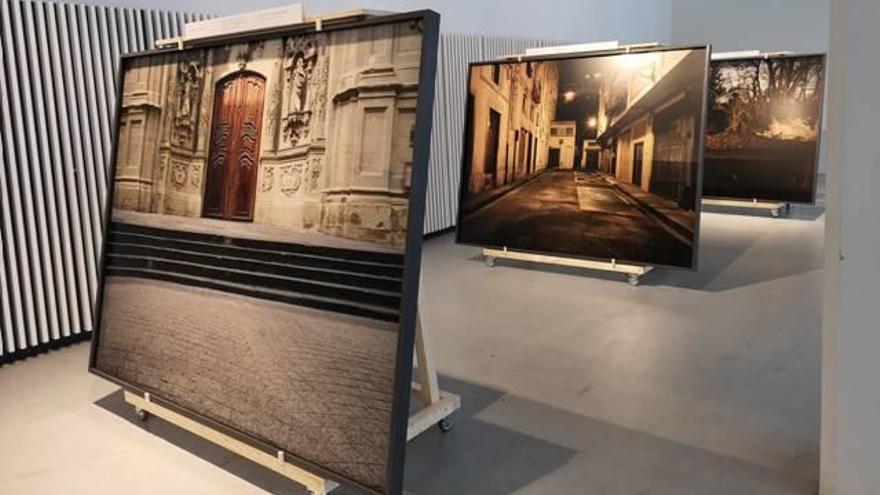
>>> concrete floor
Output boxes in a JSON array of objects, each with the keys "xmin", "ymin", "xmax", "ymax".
[{"xmin": 0, "ymin": 206, "xmax": 823, "ymax": 494}]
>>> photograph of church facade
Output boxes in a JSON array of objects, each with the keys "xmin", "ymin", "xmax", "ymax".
[
  {"xmin": 703, "ymin": 54, "xmax": 826, "ymax": 203},
  {"xmin": 458, "ymin": 47, "xmax": 709, "ymax": 268},
  {"xmin": 93, "ymin": 18, "xmax": 429, "ymax": 495}
]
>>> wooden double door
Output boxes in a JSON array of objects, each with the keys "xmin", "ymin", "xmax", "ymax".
[{"xmin": 203, "ymin": 72, "xmax": 265, "ymax": 221}]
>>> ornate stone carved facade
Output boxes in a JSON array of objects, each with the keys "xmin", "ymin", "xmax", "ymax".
[
  {"xmin": 280, "ymin": 163, "xmax": 304, "ymax": 195},
  {"xmin": 170, "ymin": 160, "xmax": 188, "ymax": 189},
  {"xmin": 282, "ymin": 35, "xmax": 321, "ymax": 146},
  {"xmin": 112, "ymin": 21, "xmax": 423, "ymax": 249},
  {"xmin": 261, "ymin": 167, "xmax": 275, "ymax": 192},
  {"xmin": 307, "ymin": 155, "xmax": 323, "ymax": 191},
  {"xmin": 190, "ymin": 162, "xmax": 202, "ymax": 187},
  {"xmin": 173, "ymin": 60, "xmax": 202, "ymax": 146}
]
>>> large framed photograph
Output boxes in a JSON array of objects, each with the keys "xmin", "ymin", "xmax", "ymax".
[
  {"xmin": 703, "ymin": 53, "xmax": 826, "ymax": 203},
  {"xmin": 456, "ymin": 46, "xmax": 711, "ymax": 269},
  {"xmin": 89, "ymin": 10, "xmax": 439, "ymax": 495}
]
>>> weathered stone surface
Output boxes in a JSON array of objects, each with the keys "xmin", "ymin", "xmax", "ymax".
[{"xmin": 95, "ymin": 276, "xmax": 399, "ymax": 492}]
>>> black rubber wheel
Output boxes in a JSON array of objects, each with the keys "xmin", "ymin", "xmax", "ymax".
[
  {"xmin": 135, "ymin": 408, "xmax": 149, "ymax": 422},
  {"xmin": 438, "ymin": 416, "xmax": 454, "ymax": 433}
]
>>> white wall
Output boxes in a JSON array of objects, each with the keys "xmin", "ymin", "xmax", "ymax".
[
  {"xmin": 822, "ymin": 1, "xmax": 880, "ymax": 493},
  {"xmin": 669, "ymin": 0, "xmax": 828, "ymax": 54},
  {"xmin": 58, "ymin": 0, "xmax": 671, "ymax": 42},
  {"xmin": 669, "ymin": 0, "xmax": 831, "ymax": 175}
]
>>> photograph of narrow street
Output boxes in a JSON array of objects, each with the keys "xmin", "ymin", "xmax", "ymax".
[{"xmin": 457, "ymin": 47, "xmax": 709, "ymax": 268}]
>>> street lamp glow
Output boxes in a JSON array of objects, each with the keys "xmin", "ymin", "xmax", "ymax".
[{"xmin": 563, "ymin": 90, "xmax": 576, "ymax": 102}]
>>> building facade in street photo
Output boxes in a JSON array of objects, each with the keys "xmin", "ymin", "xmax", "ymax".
[
  {"xmin": 461, "ymin": 60, "xmax": 559, "ymax": 203},
  {"xmin": 549, "ymin": 120, "xmax": 577, "ymax": 169},
  {"xmin": 458, "ymin": 47, "xmax": 709, "ymax": 269}
]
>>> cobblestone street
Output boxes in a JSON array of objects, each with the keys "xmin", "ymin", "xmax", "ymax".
[
  {"xmin": 458, "ymin": 170, "xmax": 694, "ymax": 267},
  {"xmin": 95, "ymin": 277, "xmax": 399, "ymax": 492}
]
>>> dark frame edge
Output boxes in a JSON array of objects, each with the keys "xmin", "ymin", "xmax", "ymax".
[{"xmin": 384, "ymin": 9, "xmax": 440, "ymax": 495}]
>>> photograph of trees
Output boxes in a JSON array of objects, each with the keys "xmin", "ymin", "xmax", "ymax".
[{"xmin": 704, "ymin": 55, "xmax": 825, "ymax": 202}]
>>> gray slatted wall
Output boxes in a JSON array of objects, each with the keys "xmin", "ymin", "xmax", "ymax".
[
  {"xmin": 0, "ymin": 0, "xmax": 210, "ymax": 364},
  {"xmin": 423, "ymin": 34, "xmax": 569, "ymax": 234}
]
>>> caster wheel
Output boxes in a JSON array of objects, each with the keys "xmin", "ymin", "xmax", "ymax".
[
  {"xmin": 771, "ymin": 208, "xmax": 781, "ymax": 218},
  {"xmin": 438, "ymin": 416, "xmax": 454, "ymax": 433},
  {"xmin": 135, "ymin": 408, "xmax": 149, "ymax": 422},
  {"xmin": 485, "ymin": 256, "xmax": 496, "ymax": 268},
  {"xmin": 627, "ymin": 274, "xmax": 639, "ymax": 287}
]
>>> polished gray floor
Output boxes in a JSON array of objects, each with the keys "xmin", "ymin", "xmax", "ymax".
[{"xmin": 0, "ymin": 206, "xmax": 823, "ymax": 494}]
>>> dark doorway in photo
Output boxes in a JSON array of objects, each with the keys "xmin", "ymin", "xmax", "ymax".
[
  {"xmin": 632, "ymin": 142, "xmax": 644, "ymax": 186},
  {"xmin": 548, "ymin": 148, "xmax": 560, "ymax": 169},
  {"xmin": 203, "ymin": 72, "xmax": 266, "ymax": 221},
  {"xmin": 485, "ymin": 108, "xmax": 501, "ymax": 185}
]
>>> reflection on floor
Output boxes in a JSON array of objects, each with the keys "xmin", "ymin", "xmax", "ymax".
[{"xmin": 0, "ymin": 206, "xmax": 823, "ymax": 494}]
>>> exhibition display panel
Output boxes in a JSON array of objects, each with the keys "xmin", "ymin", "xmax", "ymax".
[
  {"xmin": 456, "ymin": 46, "xmax": 711, "ymax": 269},
  {"xmin": 89, "ymin": 10, "xmax": 440, "ymax": 495},
  {"xmin": 703, "ymin": 54, "xmax": 826, "ymax": 203}
]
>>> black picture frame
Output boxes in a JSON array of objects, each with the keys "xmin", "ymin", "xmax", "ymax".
[
  {"xmin": 702, "ymin": 52, "xmax": 827, "ymax": 205},
  {"xmin": 454, "ymin": 44, "xmax": 712, "ymax": 271},
  {"xmin": 87, "ymin": 10, "xmax": 440, "ymax": 495}
]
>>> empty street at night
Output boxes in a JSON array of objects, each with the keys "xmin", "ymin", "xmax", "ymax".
[{"xmin": 458, "ymin": 171, "xmax": 693, "ymax": 267}]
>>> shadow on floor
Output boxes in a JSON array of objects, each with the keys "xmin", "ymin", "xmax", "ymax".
[
  {"xmin": 403, "ymin": 376, "xmax": 577, "ymax": 495},
  {"xmin": 94, "ymin": 373, "xmax": 817, "ymax": 495},
  {"xmin": 407, "ymin": 376, "xmax": 816, "ymax": 495},
  {"xmin": 95, "ymin": 389, "xmax": 310, "ymax": 494},
  {"xmin": 94, "ymin": 377, "xmax": 578, "ymax": 495},
  {"xmin": 457, "ymin": 204, "xmax": 823, "ymax": 292}
]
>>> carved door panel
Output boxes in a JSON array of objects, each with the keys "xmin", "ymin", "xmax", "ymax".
[{"xmin": 203, "ymin": 73, "xmax": 265, "ymax": 221}]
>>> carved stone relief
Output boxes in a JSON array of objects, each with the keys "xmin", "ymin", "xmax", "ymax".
[
  {"xmin": 173, "ymin": 61, "xmax": 203, "ymax": 147},
  {"xmin": 261, "ymin": 166, "xmax": 275, "ymax": 192},
  {"xmin": 236, "ymin": 41, "xmax": 264, "ymax": 71},
  {"xmin": 282, "ymin": 35, "xmax": 328, "ymax": 146},
  {"xmin": 279, "ymin": 163, "xmax": 304, "ymax": 195},
  {"xmin": 191, "ymin": 162, "xmax": 202, "ymax": 187},
  {"xmin": 170, "ymin": 161, "xmax": 188, "ymax": 189},
  {"xmin": 308, "ymin": 56, "xmax": 329, "ymax": 135},
  {"xmin": 307, "ymin": 155, "xmax": 323, "ymax": 191}
]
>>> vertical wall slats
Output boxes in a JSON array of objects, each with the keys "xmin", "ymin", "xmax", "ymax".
[
  {"xmin": 17, "ymin": 0, "xmax": 61, "ymax": 343},
  {"xmin": 23, "ymin": 0, "xmax": 65, "ymax": 341},
  {"xmin": 0, "ymin": 0, "xmax": 200, "ymax": 364},
  {"xmin": 0, "ymin": 60, "xmax": 29, "ymax": 352},
  {"xmin": 2, "ymin": 0, "xmax": 42, "ymax": 348},
  {"xmin": 34, "ymin": 0, "xmax": 78, "ymax": 338},
  {"xmin": 47, "ymin": 0, "xmax": 92, "ymax": 336}
]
